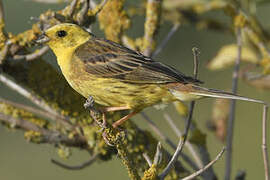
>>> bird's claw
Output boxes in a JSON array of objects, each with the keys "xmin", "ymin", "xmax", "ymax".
[{"xmin": 84, "ymin": 96, "xmax": 95, "ymax": 109}]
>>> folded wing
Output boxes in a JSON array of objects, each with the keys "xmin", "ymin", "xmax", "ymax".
[{"xmin": 73, "ymin": 38, "xmax": 203, "ymax": 84}]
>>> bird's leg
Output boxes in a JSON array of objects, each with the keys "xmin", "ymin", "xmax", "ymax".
[
  {"xmin": 102, "ymin": 106, "xmax": 130, "ymax": 112},
  {"xmin": 84, "ymin": 96, "xmax": 107, "ymax": 129},
  {"xmin": 112, "ymin": 111, "xmax": 137, "ymax": 128}
]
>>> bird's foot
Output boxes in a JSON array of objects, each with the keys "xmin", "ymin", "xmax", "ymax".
[
  {"xmin": 84, "ymin": 96, "xmax": 107, "ymax": 129},
  {"xmin": 84, "ymin": 96, "xmax": 95, "ymax": 109}
]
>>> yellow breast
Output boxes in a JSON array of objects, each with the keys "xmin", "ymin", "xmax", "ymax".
[{"xmin": 53, "ymin": 48, "xmax": 177, "ymax": 110}]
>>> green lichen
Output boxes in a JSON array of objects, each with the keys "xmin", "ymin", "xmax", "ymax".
[
  {"xmin": 9, "ymin": 24, "xmax": 41, "ymax": 47},
  {"xmin": 0, "ymin": 103, "xmax": 48, "ymax": 128},
  {"xmin": 3, "ymin": 57, "xmax": 182, "ymax": 177},
  {"xmin": 57, "ymin": 144, "xmax": 72, "ymax": 159},
  {"xmin": 260, "ymin": 57, "xmax": 270, "ymax": 74},
  {"xmin": 98, "ymin": 0, "xmax": 130, "ymax": 43},
  {"xmin": 142, "ymin": 165, "xmax": 157, "ymax": 180},
  {"xmin": 0, "ymin": 22, "xmax": 6, "ymax": 48},
  {"xmin": 143, "ymin": 0, "xmax": 162, "ymax": 55},
  {"xmin": 24, "ymin": 131, "xmax": 42, "ymax": 143}
]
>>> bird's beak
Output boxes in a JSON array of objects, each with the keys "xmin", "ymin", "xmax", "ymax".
[{"xmin": 35, "ymin": 33, "xmax": 50, "ymax": 44}]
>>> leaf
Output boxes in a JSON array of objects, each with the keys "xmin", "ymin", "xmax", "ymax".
[
  {"xmin": 173, "ymin": 101, "xmax": 188, "ymax": 117},
  {"xmin": 163, "ymin": 0, "xmax": 207, "ymax": 10},
  {"xmin": 207, "ymin": 98, "xmax": 230, "ymax": 142},
  {"xmin": 242, "ymin": 72, "xmax": 270, "ymax": 90},
  {"xmin": 260, "ymin": 57, "xmax": 270, "ymax": 74},
  {"xmin": 207, "ymin": 44, "xmax": 259, "ymax": 70}
]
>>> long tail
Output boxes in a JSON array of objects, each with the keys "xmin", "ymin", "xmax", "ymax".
[
  {"xmin": 169, "ymin": 84, "xmax": 266, "ymax": 105},
  {"xmin": 190, "ymin": 85, "xmax": 266, "ymax": 104}
]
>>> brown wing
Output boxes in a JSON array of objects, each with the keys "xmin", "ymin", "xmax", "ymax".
[{"xmin": 73, "ymin": 38, "xmax": 203, "ymax": 84}]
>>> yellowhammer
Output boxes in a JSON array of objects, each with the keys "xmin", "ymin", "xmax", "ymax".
[{"xmin": 36, "ymin": 23, "xmax": 264, "ymax": 128}]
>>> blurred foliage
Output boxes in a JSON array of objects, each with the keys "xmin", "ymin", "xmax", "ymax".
[{"xmin": 0, "ymin": 0, "xmax": 270, "ymax": 179}]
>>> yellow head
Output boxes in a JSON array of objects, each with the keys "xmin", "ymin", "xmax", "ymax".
[{"xmin": 37, "ymin": 23, "xmax": 91, "ymax": 55}]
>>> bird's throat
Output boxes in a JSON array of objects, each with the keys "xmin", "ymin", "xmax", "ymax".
[{"xmin": 54, "ymin": 47, "xmax": 75, "ymax": 77}]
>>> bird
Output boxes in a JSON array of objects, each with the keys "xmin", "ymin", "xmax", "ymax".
[{"xmin": 36, "ymin": 23, "xmax": 265, "ymax": 128}]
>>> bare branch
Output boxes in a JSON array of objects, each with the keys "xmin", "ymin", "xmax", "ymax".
[
  {"xmin": 68, "ymin": 0, "xmax": 78, "ymax": 17},
  {"xmin": 0, "ymin": 73, "xmax": 72, "ymax": 129},
  {"xmin": 262, "ymin": 105, "xmax": 270, "ymax": 180},
  {"xmin": 13, "ymin": 46, "xmax": 49, "ymax": 61},
  {"xmin": 152, "ymin": 23, "xmax": 180, "ymax": 58},
  {"xmin": 0, "ymin": 112, "xmax": 86, "ymax": 147},
  {"xmin": 143, "ymin": 153, "xmax": 153, "ymax": 167},
  {"xmin": 141, "ymin": 112, "xmax": 175, "ymax": 148},
  {"xmin": 93, "ymin": 0, "xmax": 109, "ymax": 15},
  {"xmin": 143, "ymin": 142, "xmax": 162, "ymax": 167},
  {"xmin": 225, "ymin": 27, "xmax": 242, "ymax": 180},
  {"xmin": 181, "ymin": 147, "xmax": 226, "ymax": 180},
  {"xmin": 140, "ymin": 112, "xmax": 199, "ymax": 171},
  {"xmin": 51, "ymin": 154, "xmax": 98, "ymax": 170},
  {"xmin": 153, "ymin": 142, "xmax": 162, "ymax": 165},
  {"xmin": 0, "ymin": 42, "xmax": 10, "ymax": 64},
  {"xmin": 159, "ymin": 48, "xmax": 200, "ymax": 180},
  {"xmin": 143, "ymin": 0, "xmax": 162, "ymax": 56},
  {"xmin": 0, "ymin": 0, "xmax": 4, "ymax": 23},
  {"xmin": 192, "ymin": 47, "xmax": 199, "ymax": 79},
  {"xmin": 0, "ymin": 112, "xmax": 45, "ymax": 132},
  {"xmin": 77, "ymin": 0, "xmax": 89, "ymax": 25},
  {"xmin": 0, "ymin": 97, "xmax": 69, "ymax": 125},
  {"xmin": 164, "ymin": 113, "xmax": 203, "ymax": 168},
  {"xmin": 159, "ymin": 102, "xmax": 195, "ymax": 180}
]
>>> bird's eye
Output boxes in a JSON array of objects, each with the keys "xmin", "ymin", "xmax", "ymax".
[{"xmin": 57, "ymin": 30, "xmax": 67, "ymax": 38}]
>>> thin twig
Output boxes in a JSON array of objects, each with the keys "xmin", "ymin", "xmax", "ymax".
[
  {"xmin": 164, "ymin": 113, "xmax": 203, "ymax": 168},
  {"xmin": 140, "ymin": 112, "xmax": 199, "ymax": 171},
  {"xmin": 0, "ymin": 97, "xmax": 68, "ymax": 125},
  {"xmin": 159, "ymin": 102, "xmax": 195, "ymax": 179},
  {"xmin": 141, "ymin": 112, "xmax": 175, "ymax": 149},
  {"xmin": 51, "ymin": 154, "xmax": 98, "ymax": 170},
  {"xmin": 143, "ymin": 153, "xmax": 153, "ymax": 167},
  {"xmin": 181, "ymin": 147, "xmax": 226, "ymax": 180},
  {"xmin": 13, "ymin": 46, "xmax": 49, "ymax": 61},
  {"xmin": 143, "ymin": 0, "xmax": 162, "ymax": 56},
  {"xmin": 153, "ymin": 142, "xmax": 162, "ymax": 165},
  {"xmin": 77, "ymin": 0, "xmax": 89, "ymax": 25},
  {"xmin": 84, "ymin": 96, "xmax": 140, "ymax": 180},
  {"xmin": 0, "ymin": 73, "xmax": 72, "ymax": 129},
  {"xmin": 143, "ymin": 142, "xmax": 162, "ymax": 167},
  {"xmin": 159, "ymin": 48, "xmax": 200, "ymax": 179},
  {"xmin": 225, "ymin": 27, "xmax": 242, "ymax": 180},
  {"xmin": 0, "ymin": 112, "xmax": 46, "ymax": 132},
  {"xmin": 67, "ymin": 0, "xmax": 78, "ymax": 17},
  {"xmin": 192, "ymin": 47, "xmax": 199, "ymax": 79},
  {"xmin": 262, "ymin": 105, "xmax": 270, "ymax": 180},
  {"xmin": 93, "ymin": 0, "xmax": 109, "ymax": 15},
  {"xmin": 152, "ymin": 23, "xmax": 180, "ymax": 58},
  {"xmin": 0, "ymin": 42, "xmax": 10, "ymax": 64},
  {"xmin": 0, "ymin": 0, "xmax": 4, "ymax": 23},
  {"xmin": 0, "ymin": 0, "xmax": 9, "ymax": 65},
  {"xmin": 0, "ymin": 112, "xmax": 86, "ymax": 147}
]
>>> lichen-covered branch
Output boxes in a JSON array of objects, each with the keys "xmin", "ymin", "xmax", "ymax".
[{"xmin": 143, "ymin": 0, "xmax": 162, "ymax": 56}]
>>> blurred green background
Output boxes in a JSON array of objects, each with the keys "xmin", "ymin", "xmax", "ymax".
[{"xmin": 0, "ymin": 0, "xmax": 270, "ymax": 179}]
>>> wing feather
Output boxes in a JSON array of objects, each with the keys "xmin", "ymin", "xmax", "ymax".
[{"xmin": 73, "ymin": 38, "xmax": 203, "ymax": 84}]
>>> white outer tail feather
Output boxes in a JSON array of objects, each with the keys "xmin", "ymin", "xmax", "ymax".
[
  {"xmin": 170, "ymin": 85, "xmax": 266, "ymax": 105},
  {"xmin": 189, "ymin": 91, "xmax": 265, "ymax": 104}
]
